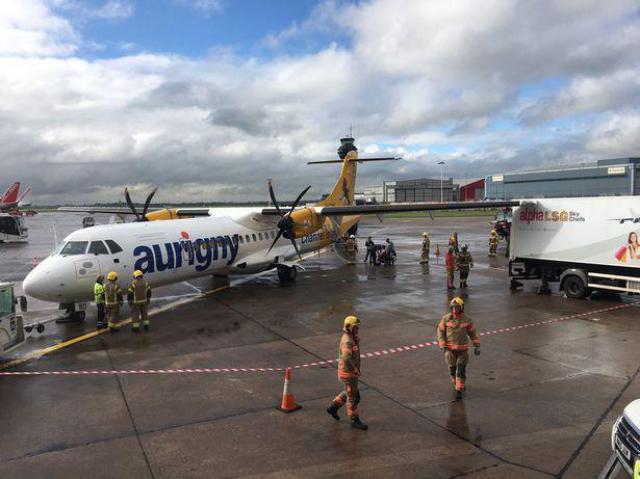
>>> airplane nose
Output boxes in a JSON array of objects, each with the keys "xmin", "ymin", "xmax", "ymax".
[{"xmin": 23, "ymin": 266, "xmax": 51, "ymax": 301}]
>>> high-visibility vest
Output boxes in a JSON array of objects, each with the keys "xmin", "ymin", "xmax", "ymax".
[
  {"xmin": 104, "ymin": 282, "xmax": 121, "ymax": 306},
  {"xmin": 94, "ymin": 282, "xmax": 104, "ymax": 304},
  {"xmin": 129, "ymin": 279, "xmax": 150, "ymax": 305}
]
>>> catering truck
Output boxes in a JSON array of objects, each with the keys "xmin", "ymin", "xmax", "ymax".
[
  {"xmin": 508, "ymin": 196, "xmax": 640, "ymax": 298},
  {"xmin": 0, "ymin": 282, "xmax": 28, "ymax": 355}
]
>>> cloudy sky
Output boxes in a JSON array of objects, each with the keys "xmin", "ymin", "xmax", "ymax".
[{"xmin": 1, "ymin": 0, "xmax": 639, "ymax": 204}]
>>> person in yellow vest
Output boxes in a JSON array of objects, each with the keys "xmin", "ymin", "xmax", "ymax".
[
  {"xmin": 94, "ymin": 274, "xmax": 105, "ymax": 330},
  {"xmin": 488, "ymin": 229, "xmax": 498, "ymax": 257},
  {"xmin": 420, "ymin": 232, "xmax": 430, "ymax": 264},
  {"xmin": 326, "ymin": 315, "xmax": 368, "ymax": 430},
  {"xmin": 128, "ymin": 270, "xmax": 152, "ymax": 332},
  {"xmin": 437, "ymin": 297, "xmax": 480, "ymax": 399},
  {"xmin": 104, "ymin": 271, "xmax": 123, "ymax": 333}
]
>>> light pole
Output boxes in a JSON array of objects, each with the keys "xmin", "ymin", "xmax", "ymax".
[{"xmin": 437, "ymin": 161, "xmax": 445, "ymax": 203}]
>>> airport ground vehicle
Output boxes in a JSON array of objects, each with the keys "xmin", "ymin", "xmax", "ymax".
[
  {"xmin": 0, "ymin": 283, "xmax": 28, "ymax": 355},
  {"xmin": 509, "ymin": 197, "xmax": 640, "ymax": 298},
  {"xmin": 610, "ymin": 400, "xmax": 640, "ymax": 477},
  {"xmin": 0, "ymin": 213, "xmax": 28, "ymax": 241}
]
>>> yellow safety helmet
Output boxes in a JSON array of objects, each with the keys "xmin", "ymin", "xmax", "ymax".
[
  {"xmin": 422, "ymin": 232, "xmax": 429, "ymax": 237},
  {"xmin": 343, "ymin": 315, "xmax": 360, "ymax": 332},
  {"xmin": 491, "ymin": 229, "xmax": 497, "ymax": 235},
  {"xmin": 133, "ymin": 270, "xmax": 144, "ymax": 278},
  {"xmin": 450, "ymin": 297, "xmax": 464, "ymax": 310},
  {"xmin": 107, "ymin": 271, "xmax": 118, "ymax": 281}
]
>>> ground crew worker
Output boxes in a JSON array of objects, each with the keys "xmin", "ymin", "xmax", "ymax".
[
  {"xmin": 452, "ymin": 232, "xmax": 460, "ymax": 255},
  {"xmin": 345, "ymin": 235, "xmax": 358, "ymax": 264},
  {"xmin": 445, "ymin": 247, "xmax": 455, "ymax": 290},
  {"xmin": 104, "ymin": 271, "xmax": 123, "ymax": 333},
  {"xmin": 437, "ymin": 297, "xmax": 480, "ymax": 399},
  {"xmin": 456, "ymin": 244, "xmax": 474, "ymax": 288},
  {"xmin": 363, "ymin": 236, "xmax": 375, "ymax": 264},
  {"xmin": 127, "ymin": 270, "xmax": 152, "ymax": 332},
  {"xmin": 488, "ymin": 229, "xmax": 498, "ymax": 257},
  {"xmin": 384, "ymin": 238, "xmax": 396, "ymax": 265},
  {"xmin": 94, "ymin": 274, "xmax": 105, "ymax": 329},
  {"xmin": 505, "ymin": 234, "xmax": 511, "ymax": 258},
  {"xmin": 420, "ymin": 232, "xmax": 430, "ymax": 264},
  {"xmin": 326, "ymin": 315, "xmax": 368, "ymax": 430}
]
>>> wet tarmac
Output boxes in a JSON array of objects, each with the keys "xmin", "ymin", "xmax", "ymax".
[{"xmin": 0, "ymin": 213, "xmax": 638, "ymax": 478}]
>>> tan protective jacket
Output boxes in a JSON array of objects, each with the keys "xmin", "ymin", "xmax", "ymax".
[
  {"xmin": 437, "ymin": 313, "xmax": 480, "ymax": 351},
  {"xmin": 338, "ymin": 332, "xmax": 361, "ymax": 380}
]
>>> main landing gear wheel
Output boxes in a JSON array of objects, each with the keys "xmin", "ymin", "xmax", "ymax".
[{"xmin": 277, "ymin": 265, "xmax": 297, "ymax": 282}]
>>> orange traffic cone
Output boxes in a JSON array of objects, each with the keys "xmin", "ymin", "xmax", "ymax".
[{"xmin": 277, "ymin": 367, "xmax": 302, "ymax": 413}]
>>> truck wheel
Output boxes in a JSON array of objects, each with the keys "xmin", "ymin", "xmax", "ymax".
[
  {"xmin": 36, "ymin": 324, "xmax": 45, "ymax": 333},
  {"xmin": 564, "ymin": 275, "xmax": 587, "ymax": 299}
]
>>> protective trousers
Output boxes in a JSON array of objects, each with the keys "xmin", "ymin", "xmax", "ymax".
[
  {"xmin": 96, "ymin": 303, "xmax": 105, "ymax": 328},
  {"xmin": 445, "ymin": 350, "xmax": 468, "ymax": 392},
  {"xmin": 447, "ymin": 269, "xmax": 455, "ymax": 289},
  {"xmin": 421, "ymin": 248, "xmax": 430, "ymax": 263},
  {"xmin": 364, "ymin": 249, "xmax": 375, "ymax": 264},
  {"xmin": 459, "ymin": 269, "xmax": 469, "ymax": 287},
  {"xmin": 333, "ymin": 378, "xmax": 360, "ymax": 417},
  {"xmin": 131, "ymin": 304, "xmax": 149, "ymax": 331},
  {"xmin": 106, "ymin": 305, "xmax": 120, "ymax": 330}
]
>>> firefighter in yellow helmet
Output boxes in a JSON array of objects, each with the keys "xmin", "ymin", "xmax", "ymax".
[
  {"xmin": 437, "ymin": 297, "xmax": 480, "ymax": 399},
  {"xmin": 488, "ymin": 229, "xmax": 498, "ymax": 257},
  {"xmin": 104, "ymin": 271, "xmax": 123, "ymax": 333},
  {"xmin": 326, "ymin": 315, "xmax": 368, "ymax": 430},
  {"xmin": 420, "ymin": 232, "xmax": 430, "ymax": 264},
  {"xmin": 345, "ymin": 235, "xmax": 358, "ymax": 264},
  {"xmin": 127, "ymin": 270, "xmax": 152, "ymax": 332}
]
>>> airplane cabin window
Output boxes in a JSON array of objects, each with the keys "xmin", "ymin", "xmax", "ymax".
[
  {"xmin": 252, "ymin": 234, "xmax": 257, "ymax": 242},
  {"xmin": 258, "ymin": 233, "xmax": 263, "ymax": 241},
  {"xmin": 238, "ymin": 236, "xmax": 244, "ymax": 244},
  {"xmin": 88, "ymin": 241, "xmax": 109, "ymax": 255},
  {"xmin": 105, "ymin": 240, "xmax": 123, "ymax": 254},
  {"xmin": 245, "ymin": 235, "xmax": 250, "ymax": 243},
  {"xmin": 60, "ymin": 241, "xmax": 89, "ymax": 255},
  {"xmin": 271, "ymin": 231, "xmax": 276, "ymax": 239}
]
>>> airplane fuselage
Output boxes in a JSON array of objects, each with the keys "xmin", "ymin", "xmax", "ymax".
[{"xmin": 23, "ymin": 208, "xmax": 354, "ymax": 303}]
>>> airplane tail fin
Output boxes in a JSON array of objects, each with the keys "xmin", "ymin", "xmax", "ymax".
[
  {"xmin": 1, "ymin": 182, "xmax": 20, "ymax": 204},
  {"xmin": 314, "ymin": 138, "xmax": 359, "ymax": 207},
  {"xmin": 18, "ymin": 186, "xmax": 32, "ymax": 207}
]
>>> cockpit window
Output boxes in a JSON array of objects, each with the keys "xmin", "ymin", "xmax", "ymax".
[
  {"xmin": 88, "ymin": 241, "xmax": 109, "ymax": 255},
  {"xmin": 105, "ymin": 240, "xmax": 123, "ymax": 254},
  {"xmin": 60, "ymin": 241, "xmax": 88, "ymax": 255}
]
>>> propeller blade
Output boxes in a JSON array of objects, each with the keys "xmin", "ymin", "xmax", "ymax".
[
  {"xmin": 288, "ymin": 185, "xmax": 311, "ymax": 215},
  {"xmin": 124, "ymin": 187, "xmax": 140, "ymax": 220},
  {"xmin": 267, "ymin": 229, "xmax": 284, "ymax": 254},
  {"xmin": 268, "ymin": 179, "xmax": 281, "ymax": 215},
  {"xmin": 289, "ymin": 237, "xmax": 302, "ymax": 260},
  {"xmin": 142, "ymin": 187, "xmax": 157, "ymax": 219}
]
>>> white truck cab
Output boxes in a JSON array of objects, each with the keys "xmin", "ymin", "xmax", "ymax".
[
  {"xmin": 0, "ymin": 282, "xmax": 28, "ymax": 355},
  {"xmin": 611, "ymin": 400, "xmax": 640, "ymax": 477}
]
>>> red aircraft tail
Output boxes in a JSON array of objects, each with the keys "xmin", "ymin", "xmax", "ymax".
[{"xmin": 1, "ymin": 182, "xmax": 20, "ymax": 204}]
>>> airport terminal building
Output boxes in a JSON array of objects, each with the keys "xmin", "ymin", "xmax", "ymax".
[{"xmin": 485, "ymin": 157, "xmax": 640, "ymax": 199}]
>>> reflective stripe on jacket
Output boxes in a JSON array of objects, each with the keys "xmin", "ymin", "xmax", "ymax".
[
  {"xmin": 422, "ymin": 238, "xmax": 430, "ymax": 251},
  {"xmin": 104, "ymin": 282, "xmax": 121, "ymax": 306},
  {"xmin": 338, "ymin": 332, "xmax": 361, "ymax": 380},
  {"xmin": 94, "ymin": 282, "xmax": 104, "ymax": 304},
  {"xmin": 129, "ymin": 279, "xmax": 150, "ymax": 304},
  {"xmin": 437, "ymin": 313, "xmax": 480, "ymax": 351}
]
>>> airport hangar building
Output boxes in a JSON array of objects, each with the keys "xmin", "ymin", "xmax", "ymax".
[{"xmin": 485, "ymin": 157, "xmax": 640, "ymax": 200}]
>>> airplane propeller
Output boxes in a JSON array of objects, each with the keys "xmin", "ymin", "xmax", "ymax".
[
  {"xmin": 124, "ymin": 187, "xmax": 157, "ymax": 222},
  {"xmin": 267, "ymin": 180, "xmax": 311, "ymax": 259}
]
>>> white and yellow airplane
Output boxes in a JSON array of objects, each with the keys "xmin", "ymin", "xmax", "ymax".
[{"xmin": 23, "ymin": 137, "xmax": 516, "ymax": 319}]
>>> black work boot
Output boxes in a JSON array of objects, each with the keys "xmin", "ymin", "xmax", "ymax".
[
  {"xmin": 326, "ymin": 404, "xmax": 340, "ymax": 421},
  {"xmin": 351, "ymin": 416, "xmax": 368, "ymax": 430},
  {"xmin": 455, "ymin": 390, "xmax": 463, "ymax": 400}
]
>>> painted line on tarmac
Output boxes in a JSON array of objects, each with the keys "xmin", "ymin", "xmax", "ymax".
[
  {"xmin": 0, "ymin": 285, "xmax": 231, "ymax": 371},
  {"xmin": 0, "ymin": 303, "xmax": 633, "ymax": 377}
]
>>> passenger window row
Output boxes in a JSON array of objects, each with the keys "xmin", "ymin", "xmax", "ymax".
[{"xmin": 237, "ymin": 231, "xmax": 278, "ymax": 244}]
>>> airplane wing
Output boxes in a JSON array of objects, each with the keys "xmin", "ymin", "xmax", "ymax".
[
  {"xmin": 261, "ymin": 200, "xmax": 519, "ymax": 216},
  {"xmin": 57, "ymin": 207, "xmax": 212, "ymax": 217}
]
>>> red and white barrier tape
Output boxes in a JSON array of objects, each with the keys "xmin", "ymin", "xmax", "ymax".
[{"xmin": 0, "ymin": 303, "xmax": 633, "ymax": 377}]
